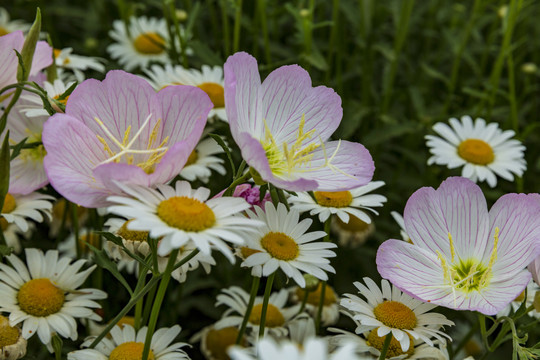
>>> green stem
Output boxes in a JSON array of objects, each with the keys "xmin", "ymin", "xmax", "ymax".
[
  {"xmin": 258, "ymin": 272, "xmax": 276, "ymax": 338},
  {"xmin": 258, "ymin": 0, "xmax": 270, "ymax": 64},
  {"xmin": 314, "ymin": 218, "xmax": 331, "ymax": 333},
  {"xmin": 134, "ymin": 262, "xmax": 148, "ymax": 330},
  {"xmin": 296, "ymin": 288, "xmax": 310, "ymax": 315},
  {"xmin": 224, "ymin": 170, "xmax": 252, "ymax": 197},
  {"xmin": 163, "ymin": 0, "xmax": 179, "ymax": 63},
  {"xmin": 236, "ymin": 276, "xmax": 260, "ymax": 344},
  {"xmin": 507, "ymin": 53, "xmax": 518, "ymax": 132},
  {"xmin": 276, "ymin": 188, "xmax": 290, "ymax": 211},
  {"xmin": 378, "ymin": 333, "xmax": 393, "ymax": 360},
  {"xmin": 233, "ymin": 0, "xmax": 243, "ymax": 52},
  {"xmin": 70, "ymin": 203, "xmax": 80, "ymax": 259},
  {"xmin": 221, "ymin": 0, "xmax": 231, "ymax": 55},
  {"xmin": 324, "ymin": 0, "xmax": 340, "ymax": 83},
  {"xmin": 0, "ymin": 88, "xmax": 22, "ymax": 135},
  {"xmin": 141, "ymin": 249, "xmax": 180, "ymax": 360}
]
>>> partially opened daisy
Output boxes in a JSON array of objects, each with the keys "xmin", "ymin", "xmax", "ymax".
[
  {"xmin": 224, "ymin": 52, "xmax": 374, "ymax": 192},
  {"xmin": 377, "ymin": 176, "xmax": 540, "ymax": 315},
  {"xmin": 289, "ymin": 181, "xmax": 387, "ymax": 224},
  {"xmin": 0, "ymin": 249, "xmax": 107, "ymax": 347},
  {"xmin": 341, "ymin": 278, "xmax": 453, "ymax": 352},
  {"xmin": 145, "ymin": 64, "xmax": 227, "ymax": 121},
  {"xmin": 69, "ymin": 324, "xmax": 189, "ymax": 360},
  {"xmin": 179, "ymin": 137, "xmax": 227, "ymax": 183},
  {"xmin": 108, "ymin": 16, "xmax": 172, "ymax": 71},
  {"xmin": 425, "ymin": 115, "xmax": 526, "ymax": 187},
  {"xmin": 53, "ymin": 47, "xmax": 106, "ymax": 82},
  {"xmin": 193, "ymin": 323, "xmax": 248, "ymax": 360},
  {"xmin": 107, "ymin": 180, "xmax": 262, "ymax": 261},
  {"xmin": 42, "ymin": 70, "xmax": 213, "ymax": 208},
  {"xmin": 0, "ymin": 314, "xmax": 27, "ymax": 360},
  {"xmin": 20, "ymin": 78, "xmax": 75, "ymax": 117},
  {"xmin": 215, "ymin": 286, "xmax": 298, "ymax": 338},
  {"xmin": 1, "ymin": 192, "xmax": 54, "ymax": 232},
  {"xmin": 290, "ymin": 282, "xmax": 340, "ymax": 326},
  {"xmin": 241, "ymin": 202, "xmax": 337, "ymax": 288}
]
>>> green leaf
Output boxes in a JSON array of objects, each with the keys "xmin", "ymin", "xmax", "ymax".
[
  {"xmin": 9, "ymin": 137, "xmax": 28, "ymax": 161},
  {"xmin": 302, "ymin": 48, "xmax": 328, "ymax": 71},
  {"xmin": 17, "ymin": 8, "xmax": 42, "ymax": 82},
  {"xmin": 0, "ymin": 245, "xmax": 13, "ymax": 258},
  {"xmin": 421, "ymin": 62, "xmax": 449, "ymax": 86},
  {"xmin": 188, "ymin": 41, "xmax": 223, "ymax": 66},
  {"xmin": 87, "ymin": 243, "xmax": 134, "ymax": 296},
  {"xmin": 209, "ymin": 133, "xmax": 235, "ymax": 178},
  {"xmin": 94, "ymin": 231, "xmax": 124, "ymax": 247},
  {"xmin": 0, "ymin": 131, "xmax": 10, "ymax": 212}
]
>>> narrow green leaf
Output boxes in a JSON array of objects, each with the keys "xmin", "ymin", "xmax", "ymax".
[
  {"xmin": 46, "ymin": 34, "xmax": 57, "ymax": 82},
  {"xmin": 0, "ymin": 131, "xmax": 11, "ymax": 212},
  {"xmin": 209, "ymin": 133, "xmax": 236, "ymax": 178},
  {"xmin": 17, "ymin": 8, "xmax": 42, "ymax": 82},
  {"xmin": 87, "ymin": 243, "xmax": 134, "ymax": 296},
  {"xmin": 9, "ymin": 137, "xmax": 28, "ymax": 161}
]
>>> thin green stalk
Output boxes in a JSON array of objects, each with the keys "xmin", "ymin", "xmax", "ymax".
[
  {"xmin": 224, "ymin": 170, "xmax": 252, "ymax": 197},
  {"xmin": 221, "ymin": 0, "xmax": 231, "ymax": 55},
  {"xmin": 170, "ymin": 0, "xmax": 188, "ymax": 67},
  {"xmin": 70, "ymin": 203, "xmax": 80, "ymax": 259},
  {"xmin": 258, "ymin": 0, "xmax": 271, "ymax": 64},
  {"xmin": 358, "ymin": 0, "xmax": 373, "ymax": 108},
  {"xmin": 324, "ymin": 0, "xmax": 340, "ymax": 83},
  {"xmin": 301, "ymin": 0, "xmax": 315, "ymax": 70},
  {"xmin": 380, "ymin": 0, "xmax": 415, "ymax": 115},
  {"xmin": 236, "ymin": 276, "xmax": 260, "ymax": 344},
  {"xmin": 258, "ymin": 272, "xmax": 276, "ymax": 338},
  {"xmin": 141, "ymin": 249, "xmax": 180, "ymax": 360},
  {"xmin": 507, "ymin": 53, "xmax": 518, "ymax": 132},
  {"xmin": 314, "ymin": 218, "xmax": 331, "ymax": 333},
  {"xmin": 0, "ymin": 88, "xmax": 22, "ymax": 135},
  {"xmin": 443, "ymin": 0, "xmax": 482, "ymax": 113},
  {"xmin": 134, "ymin": 262, "xmax": 148, "ymax": 330},
  {"xmin": 163, "ymin": 0, "xmax": 179, "ymax": 63},
  {"xmin": 296, "ymin": 288, "xmax": 310, "ymax": 315},
  {"xmin": 378, "ymin": 333, "xmax": 393, "ymax": 360},
  {"xmin": 276, "ymin": 188, "xmax": 290, "ymax": 211},
  {"xmin": 233, "ymin": 0, "xmax": 243, "ymax": 52}
]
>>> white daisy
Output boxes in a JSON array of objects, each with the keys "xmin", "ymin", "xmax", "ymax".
[
  {"xmin": 340, "ymin": 278, "xmax": 454, "ymax": 352},
  {"xmin": 0, "ymin": 249, "xmax": 107, "ymax": 347},
  {"xmin": 179, "ymin": 137, "xmax": 226, "ymax": 183},
  {"xmin": 497, "ymin": 280, "xmax": 540, "ymax": 319},
  {"xmin": 228, "ymin": 336, "xmax": 360, "ymax": 360},
  {"xmin": 0, "ymin": 8, "xmax": 30, "ymax": 36},
  {"xmin": 330, "ymin": 328, "xmax": 449, "ymax": 360},
  {"xmin": 290, "ymin": 282, "xmax": 339, "ymax": 326},
  {"xmin": 145, "ymin": 64, "xmax": 227, "ymax": 121},
  {"xmin": 106, "ymin": 180, "xmax": 262, "ymax": 261},
  {"xmin": 389, "ymin": 211, "xmax": 411, "ymax": 243},
  {"xmin": 425, "ymin": 115, "xmax": 526, "ymax": 187},
  {"xmin": 68, "ymin": 324, "xmax": 189, "ymax": 360},
  {"xmin": 157, "ymin": 244, "xmax": 216, "ymax": 283},
  {"xmin": 215, "ymin": 286, "xmax": 299, "ymax": 338},
  {"xmin": 20, "ymin": 78, "xmax": 76, "ymax": 117},
  {"xmin": 0, "ymin": 314, "xmax": 27, "ymax": 360},
  {"xmin": 288, "ymin": 181, "xmax": 387, "ymax": 224},
  {"xmin": 192, "ymin": 324, "xmax": 249, "ymax": 360},
  {"xmin": 107, "ymin": 16, "xmax": 171, "ymax": 71},
  {"xmin": 1, "ymin": 192, "xmax": 54, "ymax": 232},
  {"xmin": 241, "ymin": 202, "xmax": 337, "ymax": 288},
  {"xmin": 53, "ymin": 47, "xmax": 106, "ymax": 82}
]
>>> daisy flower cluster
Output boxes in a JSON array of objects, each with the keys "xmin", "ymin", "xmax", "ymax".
[{"xmin": 1, "ymin": 3, "xmax": 540, "ymax": 360}]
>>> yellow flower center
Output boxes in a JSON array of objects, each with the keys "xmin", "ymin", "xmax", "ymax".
[
  {"xmin": 1, "ymin": 194, "xmax": 16, "ymax": 214},
  {"xmin": 53, "ymin": 48, "xmax": 70, "ymax": 64},
  {"xmin": 0, "ymin": 218, "xmax": 7, "ymax": 231},
  {"xmin": 17, "ymin": 278, "xmax": 65, "ymax": 317},
  {"xmin": 336, "ymin": 215, "xmax": 370, "ymax": 232},
  {"xmin": 133, "ymin": 32, "xmax": 165, "ymax": 55},
  {"xmin": 240, "ymin": 246, "xmax": 260, "ymax": 259},
  {"xmin": 373, "ymin": 301, "xmax": 417, "ymax": 329},
  {"xmin": 295, "ymin": 282, "xmax": 337, "ymax": 306},
  {"xmin": 260, "ymin": 232, "xmax": 299, "ymax": 261},
  {"xmin": 514, "ymin": 290, "xmax": 526, "ymax": 303},
  {"xmin": 198, "ymin": 82, "xmax": 225, "ymax": 108},
  {"xmin": 205, "ymin": 326, "xmax": 246, "ymax": 360},
  {"xmin": 185, "ymin": 150, "xmax": 198, "ymax": 166},
  {"xmin": 457, "ymin": 139, "xmax": 494, "ymax": 165},
  {"xmin": 0, "ymin": 27, "xmax": 9, "ymax": 37},
  {"xmin": 117, "ymin": 220, "xmax": 149, "ymax": 242},
  {"xmin": 109, "ymin": 342, "xmax": 155, "ymax": 360},
  {"xmin": 366, "ymin": 329, "xmax": 415, "ymax": 358},
  {"xmin": 314, "ymin": 191, "xmax": 352, "ymax": 208},
  {"xmin": 157, "ymin": 196, "xmax": 215, "ymax": 232},
  {"xmin": 0, "ymin": 315, "xmax": 20, "ymax": 348},
  {"xmin": 248, "ymin": 304, "xmax": 285, "ymax": 327}
]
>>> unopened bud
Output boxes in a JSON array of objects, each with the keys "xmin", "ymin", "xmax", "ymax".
[
  {"xmin": 176, "ymin": 9, "xmax": 188, "ymax": 22},
  {"xmin": 303, "ymin": 274, "xmax": 320, "ymax": 292},
  {"xmin": 521, "ymin": 62, "xmax": 537, "ymax": 74}
]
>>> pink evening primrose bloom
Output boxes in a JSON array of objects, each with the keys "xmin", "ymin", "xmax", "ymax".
[
  {"xmin": 376, "ymin": 176, "xmax": 540, "ymax": 315},
  {"xmin": 224, "ymin": 52, "xmax": 374, "ymax": 192},
  {"xmin": 0, "ymin": 31, "xmax": 52, "ymax": 94},
  {"xmin": 42, "ymin": 70, "xmax": 213, "ymax": 208}
]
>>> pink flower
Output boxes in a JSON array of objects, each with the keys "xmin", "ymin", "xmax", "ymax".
[
  {"xmin": 42, "ymin": 70, "xmax": 213, "ymax": 208},
  {"xmin": 214, "ymin": 183, "xmax": 271, "ymax": 211},
  {"xmin": 376, "ymin": 177, "xmax": 540, "ymax": 315},
  {"xmin": 529, "ymin": 256, "xmax": 540, "ymax": 286},
  {"xmin": 224, "ymin": 52, "xmax": 374, "ymax": 192}
]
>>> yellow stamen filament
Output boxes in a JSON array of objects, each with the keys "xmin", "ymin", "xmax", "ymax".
[
  {"xmin": 248, "ymin": 304, "xmax": 285, "ymax": 327},
  {"xmin": 109, "ymin": 342, "xmax": 155, "ymax": 360}
]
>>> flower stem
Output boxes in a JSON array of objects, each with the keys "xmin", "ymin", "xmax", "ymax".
[
  {"xmin": 233, "ymin": 0, "xmax": 243, "ymax": 52},
  {"xmin": 296, "ymin": 288, "xmax": 310, "ymax": 315},
  {"xmin": 258, "ymin": 0, "xmax": 271, "ymax": 64},
  {"xmin": 236, "ymin": 275, "xmax": 260, "ymax": 344},
  {"xmin": 134, "ymin": 262, "xmax": 148, "ymax": 330},
  {"xmin": 70, "ymin": 202, "xmax": 80, "ymax": 259},
  {"xmin": 314, "ymin": 218, "xmax": 331, "ymax": 333},
  {"xmin": 141, "ymin": 249, "xmax": 180, "ymax": 360},
  {"xmin": 378, "ymin": 333, "xmax": 393, "ymax": 360},
  {"xmin": 258, "ymin": 271, "xmax": 276, "ymax": 338},
  {"xmin": 224, "ymin": 170, "xmax": 251, "ymax": 197}
]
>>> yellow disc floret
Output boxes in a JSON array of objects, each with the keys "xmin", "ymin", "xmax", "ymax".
[
  {"xmin": 2, "ymin": 194, "xmax": 16, "ymax": 214},
  {"xmin": 314, "ymin": 191, "xmax": 353, "ymax": 208},
  {"xmin": 157, "ymin": 196, "xmax": 215, "ymax": 232},
  {"xmin": 133, "ymin": 32, "xmax": 165, "ymax": 55},
  {"xmin": 240, "ymin": 246, "xmax": 260, "ymax": 259},
  {"xmin": 295, "ymin": 282, "xmax": 337, "ymax": 306},
  {"xmin": 0, "ymin": 27, "xmax": 8, "ymax": 37},
  {"xmin": 366, "ymin": 329, "xmax": 415, "ymax": 358},
  {"xmin": 185, "ymin": 150, "xmax": 199, "ymax": 166},
  {"xmin": 198, "ymin": 82, "xmax": 225, "ymax": 108},
  {"xmin": 205, "ymin": 326, "xmax": 245, "ymax": 360},
  {"xmin": 109, "ymin": 342, "xmax": 155, "ymax": 360},
  {"xmin": 0, "ymin": 315, "xmax": 20, "ymax": 348},
  {"xmin": 457, "ymin": 139, "xmax": 494, "ymax": 165},
  {"xmin": 260, "ymin": 232, "xmax": 299, "ymax": 261},
  {"xmin": 373, "ymin": 301, "xmax": 417, "ymax": 329},
  {"xmin": 248, "ymin": 304, "xmax": 285, "ymax": 327},
  {"xmin": 17, "ymin": 278, "xmax": 65, "ymax": 317},
  {"xmin": 117, "ymin": 220, "xmax": 149, "ymax": 242}
]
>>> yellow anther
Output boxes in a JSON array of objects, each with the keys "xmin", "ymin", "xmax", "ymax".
[{"xmin": 448, "ymin": 232, "xmax": 455, "ymax": 263}]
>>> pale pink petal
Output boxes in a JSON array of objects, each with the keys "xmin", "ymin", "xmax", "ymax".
[
  {"xmin": 477, "ymin": 270, "xmax": 532, "ymax": 315},
  {"xmin": 0, "ymin": 31, "xmax": 23, "ymax": 88},
  {"xmin": 9, "ymin": 157, "xmax": 48, "ymax": 194},
  {"xmin": 29, "ymin": 41, "xmax": 53, "ymax": 77},
  {"xmin": 528, "ymin": 255, "xmax": 540, "ymax": 286}
]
